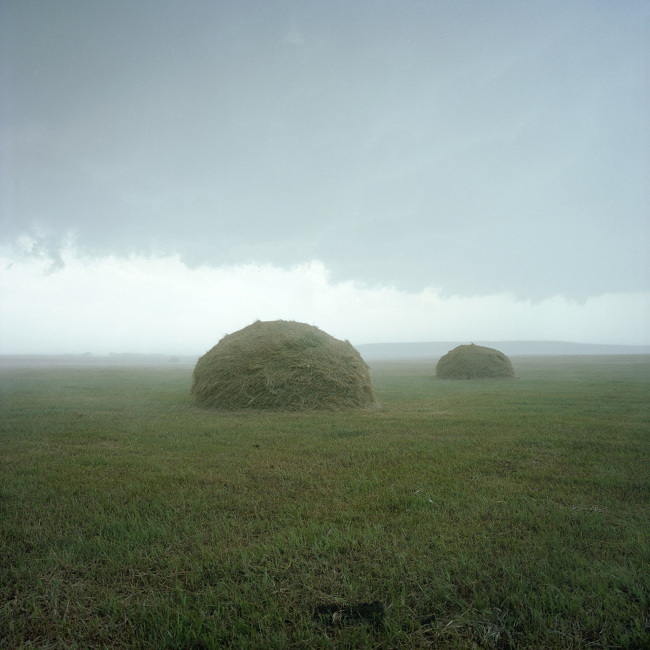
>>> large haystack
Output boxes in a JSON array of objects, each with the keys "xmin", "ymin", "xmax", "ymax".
[
  {"xmin": 436, "ymin": 343, "xmax": 515, "ymax": 379},
  {"xmin": 191, "ymin": 320, "xmax": 378, "ymax": 411}
]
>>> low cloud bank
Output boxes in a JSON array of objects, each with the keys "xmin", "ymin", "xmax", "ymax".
[{"xmin": 1, "ymin": 251, "xmax": 647, "ymax": 354}]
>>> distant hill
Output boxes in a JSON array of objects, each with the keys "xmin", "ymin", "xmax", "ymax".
[
  {"xmin": 2, "ymin": 342, "xmax": 649, "ymax": 368},
  {"xmin": 0, "ymin": 354, "xmax": 198, "ymax": 368},
  {"xmin": 354, "ymin": 341, "xmax": 650, "ymax": 361}
]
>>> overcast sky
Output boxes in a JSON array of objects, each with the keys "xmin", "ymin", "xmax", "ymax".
[{"xmin": 1, "ymin": 0, "xmax": 648, "ymax": 354}]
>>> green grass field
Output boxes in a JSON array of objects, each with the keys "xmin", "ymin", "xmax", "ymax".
[{"xmin": 1, "ymin": 355, "xmax": 648, "ymax": 648}]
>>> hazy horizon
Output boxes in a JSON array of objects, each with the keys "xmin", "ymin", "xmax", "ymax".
[
  {"xmin": 1, "ymin": 339, "xmax": 649, "ymax": 367},
  {"xmin": 1, "ymin": 1, "xmax": 648, "ymax": 354}
]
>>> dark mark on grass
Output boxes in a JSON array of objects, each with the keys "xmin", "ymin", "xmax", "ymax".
[{"xmin": 312, "ymin": 601, "xmax": 385, "ymax": 629}]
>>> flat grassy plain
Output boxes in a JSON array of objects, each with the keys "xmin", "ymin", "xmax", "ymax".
[{"xmin": 1, "ymin": 355, "xmax": 648, "ymax": 648}]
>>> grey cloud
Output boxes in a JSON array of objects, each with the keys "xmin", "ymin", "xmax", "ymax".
[{"xmin": 1, "ymin": 0, "xmax": 647, "ymax": 299}]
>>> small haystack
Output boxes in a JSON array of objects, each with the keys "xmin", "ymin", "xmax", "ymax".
[
  {"xmin": 191, "ymin": 320, "xmax": 378, "ymax": 411},
  {"xmin": 436, "ymin": 343, "xmax": 516, "ymax": 379}
]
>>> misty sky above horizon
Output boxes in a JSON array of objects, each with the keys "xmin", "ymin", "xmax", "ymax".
[{"xmin": 1, "ymin": 0, "xmax": 648, "ymax": 354}]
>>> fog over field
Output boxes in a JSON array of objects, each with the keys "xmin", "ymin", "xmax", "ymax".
[{"xmin": 1, "ymin": 1, "xmax": 648, "ymax": 354}]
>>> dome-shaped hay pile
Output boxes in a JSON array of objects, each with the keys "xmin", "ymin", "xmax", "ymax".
[
  {"xmin": 191, "ymin": 320, "xmax": 378, "ymax": 411},
  {"xmin": 436, "ymin": 343, "xmax": 515, "ymax": 379}
]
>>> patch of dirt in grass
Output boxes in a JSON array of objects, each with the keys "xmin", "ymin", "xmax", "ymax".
[{"xmin": 312, "ymin": 601, "xmax": 385, "ymax": 629}]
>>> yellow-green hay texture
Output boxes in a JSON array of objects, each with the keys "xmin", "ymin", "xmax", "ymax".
[
  {"xmin": 436, "ymin": 343, "xmax": 516, "ymax": 379},
  {"xmin": 191, "ymin": 320, "xmax": 378, "ymax": 411}
]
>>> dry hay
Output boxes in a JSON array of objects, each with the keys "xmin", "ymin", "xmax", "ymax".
[
  {"xmin": 191, "ymin": 320, "xmax": 378, "ymax": 411},
  {"xmin": 436, "ymin": 343, "xmax": 516, "ymax": 379}
]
